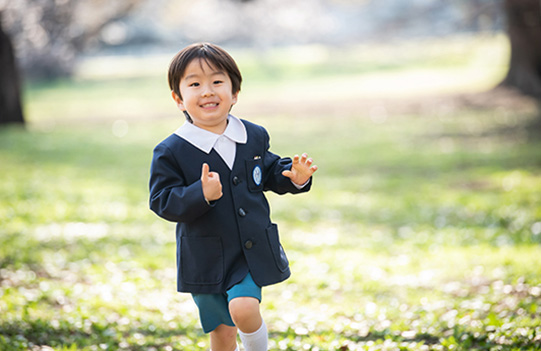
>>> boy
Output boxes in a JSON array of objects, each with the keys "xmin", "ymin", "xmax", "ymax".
[{"xmin": 149, "ymin": 42, "xmax": 317, "ymax": 351}]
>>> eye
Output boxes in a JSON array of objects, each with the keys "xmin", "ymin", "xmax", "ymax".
[
  {"xmin": 213, "ymin": 80, "xmax": 223, "ymax": 85},
  {"xmin": 189, "ymin": 82, "xmax": 200, "ymax": 87}
]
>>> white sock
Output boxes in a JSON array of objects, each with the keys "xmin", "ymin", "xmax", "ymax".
[{"xmin": 238, "ymin": 320, "xmax": 268, "ymax": 351}]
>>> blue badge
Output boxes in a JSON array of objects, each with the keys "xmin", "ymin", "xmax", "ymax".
[{"xmin": 252, "ymin": 165, "xmax": 262, "ymax": 186}]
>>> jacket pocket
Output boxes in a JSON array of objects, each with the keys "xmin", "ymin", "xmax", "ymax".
[
  {"xmin": 266, "ymin": 223, "xmax": 289, "ymax": 272},
  {"xmin": 180, "ymin": 236, "xmax": 224, "ymax": 285},
  {"xmin": 245, "ymin": 158, "xmax": 264, "ymax": 192}
]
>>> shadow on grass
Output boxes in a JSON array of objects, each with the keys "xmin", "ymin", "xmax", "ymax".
[
  {"xmin": 436, "ymin": 88, "xmax": 541, "ymax": 144},
  {"xmin": 2, "ymin": 321, "xmax": 541, "ymax": 351},
  {"xmin": 269, "ymin": 328, "xmax": 541, "ymax": 351},
  {"xmin": 0, "ymin": 318, "xmax": 201, "ymax": 351}
]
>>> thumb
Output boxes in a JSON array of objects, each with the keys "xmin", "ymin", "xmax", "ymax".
[{"xmin": 201, "ymin": 163, "xmax": 209, "ymax": 180}]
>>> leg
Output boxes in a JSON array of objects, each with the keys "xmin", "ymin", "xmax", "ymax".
[
  {"xmin": 210, "ymin": 324, "xmax": 238, "ymax": 351},
  {"xmin": 191, "ymin": 293, "xmax": 238, "ymax": 351},
  {"xmin": 228, "ymin": 297, "xmax": 262, "ymax": 333},
  {"xmin": 229, "ymin": 297, "xmax": 267, "ymax": 351}
]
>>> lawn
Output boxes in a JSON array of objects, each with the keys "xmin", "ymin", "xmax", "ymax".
[{"xmin": 1, "ymin": 34, "xmax": 541, "ymax": 350}]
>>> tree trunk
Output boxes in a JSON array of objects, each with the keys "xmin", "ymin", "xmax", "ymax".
[
  {"xmin": 0, "ymin": 15, "xmax": 25, "ymax": 125},
  {"xmin": 500, "ymin": 0, "xmax": 541, "ymax": 100}
]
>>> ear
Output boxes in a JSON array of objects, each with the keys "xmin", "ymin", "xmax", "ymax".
[
  {"xmin": 171, "ymin": 91, "xmax": 186, "ymax": 111},
  {"xmin": 231, "ymin": 91, "xmax": 239, "ymax": 106}
]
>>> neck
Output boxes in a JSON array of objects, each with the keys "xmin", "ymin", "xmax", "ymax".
[{"xmin": 194, "ymin": 118, "xmax": 228, "ymax": 135}]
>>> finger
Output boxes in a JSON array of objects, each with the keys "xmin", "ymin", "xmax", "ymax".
[
  {"xmin": 311, "ymin": 165, "xmax": 318, "ymax": 172},
  {"xmin": 306, "ymin": 158, "xmax": 313, "ymax": 166},
  {"xmin": 282, "ymin": 170, "xmax": 293, "ymax": 178},
  {"xmin": 292, "ymin": 155, "xmax": 299, "ymax": 164},
  {"xmin": 209, "ymin": 171, "xmax": 221, "ymax": 182},
  {"xmin": 201, "ymin": 163, "xmax": 209, "ymax": 180},
  {"xmin": 300, "ymin": 153, "xmax": 308, "ymax": 163}
]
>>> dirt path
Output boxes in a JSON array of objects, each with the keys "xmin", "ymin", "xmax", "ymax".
[{"xmin": 235, "ymin": 86, "xmax": 539, "ymax": 119}]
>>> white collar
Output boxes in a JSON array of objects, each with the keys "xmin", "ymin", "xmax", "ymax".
[{"xmin": 174, "ymin": 115, "xmax": 247, "ymax": 153}]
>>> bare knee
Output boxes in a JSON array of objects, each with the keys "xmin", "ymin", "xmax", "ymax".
[
  {"xmin": 210, "ymin": 324, "xmax": 237, "ymax": 351},
  {"xmin": 229, "ymin": 297, "xmax": 261, "ymax": 333},
  {"xmin": 229, "ymin": 297, "xmax": 260, "ymax": 322}
]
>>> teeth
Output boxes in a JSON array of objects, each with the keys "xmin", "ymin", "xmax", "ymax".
[{"xmin": 202, "ymin": 103, "xmax": 218, "ymax": 108}]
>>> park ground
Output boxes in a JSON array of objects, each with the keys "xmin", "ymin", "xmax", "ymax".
[{"xmin": 1, "ymin": 34, "xmax": 541, "ymax": 350}]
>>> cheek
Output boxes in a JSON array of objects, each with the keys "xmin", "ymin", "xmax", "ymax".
[{"xmin": 179, "ymin": 91, "xmax": 194, "ymax": 103}]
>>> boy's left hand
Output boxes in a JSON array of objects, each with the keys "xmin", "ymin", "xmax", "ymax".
[{"xmin": 282, "ymin": 153, "xmax": 318, "ymax": 186}]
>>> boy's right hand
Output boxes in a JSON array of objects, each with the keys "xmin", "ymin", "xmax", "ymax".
[{"xmin": 201, "ymin": 163, "xmax": 222, "ymax": 202}]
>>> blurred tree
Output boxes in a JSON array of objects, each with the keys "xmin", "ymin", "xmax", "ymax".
[
  {"xmin": 0, "ymin": 0, "xmax": 143, "ymax": 125},
  {"xmin": 0, "ymin": 12, "xmax": 24, "ymax": 125},
  {"xmin": 1, "ymin": 0, "xmax": 142, "ymax": 80},
  {"xmin": 500, "ymin": 0, "xmax": 541, "ymax": 100}
]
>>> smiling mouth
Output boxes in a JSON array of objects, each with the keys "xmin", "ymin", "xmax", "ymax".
[{"xmin": 201, "ymin": 103, "xmax": 218, "ymax": 108}]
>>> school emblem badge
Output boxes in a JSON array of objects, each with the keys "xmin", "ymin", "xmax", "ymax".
[{"xmin": 252, "ymin": 165, "xmax": 262, "ymax": 186}]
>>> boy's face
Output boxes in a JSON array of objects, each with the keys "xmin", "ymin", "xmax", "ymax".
[{"xmin": 172, "ymin": 59, "xmax": 238, "ymax": 134}]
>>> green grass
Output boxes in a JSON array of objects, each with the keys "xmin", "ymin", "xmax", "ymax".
[{"xmin": 2, "ymin": 35, "xmax": 541, "ymax": 350}]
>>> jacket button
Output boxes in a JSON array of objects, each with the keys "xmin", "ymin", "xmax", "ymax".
[
  {"xmin": 238, "ymin": 208, "xmax": 246, "ymax": 217},
  {"xmin": 233, "ymin": 176, "xmax": 240, "ymax": 185},
  {"xmin": 244, "ymin": 240, "xmax": 253, "ymax": 249}
]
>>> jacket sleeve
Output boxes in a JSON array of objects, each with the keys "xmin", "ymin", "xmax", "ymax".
[
  {"xmin": 149, "ymin": 143, "xmax": 211, "ymax": 223},
  {"xmin": 261, "ymin": 128, "xmax": 312, "ymax": 195}
]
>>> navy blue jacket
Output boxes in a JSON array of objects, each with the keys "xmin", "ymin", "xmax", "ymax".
[{"xmin": 149, "ymin": 119, "xmax": 311, "ymax": 294}]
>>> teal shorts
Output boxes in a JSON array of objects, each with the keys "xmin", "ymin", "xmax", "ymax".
[{"xmin": 191, "ymin": 272, "xmax": 262, "ymax": 333}]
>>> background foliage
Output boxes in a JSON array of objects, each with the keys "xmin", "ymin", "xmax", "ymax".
[{"xmin": 1, "ymin": 35, "xmax": 541, "ymax": 350}]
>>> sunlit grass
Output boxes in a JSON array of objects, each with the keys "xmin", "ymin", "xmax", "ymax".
[
  {"xmin": 2, "ymin": 105, "xmax": 541, "ymax": 350},
  {"xmin": 2, "ymin": 34, "xmax": 541, "ymax": 350}
]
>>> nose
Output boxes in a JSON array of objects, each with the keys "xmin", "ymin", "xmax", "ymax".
[{"xmin": 201, "ymin": 84, "xmax": 215, "ymax": 97}]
